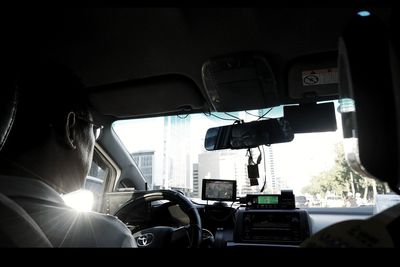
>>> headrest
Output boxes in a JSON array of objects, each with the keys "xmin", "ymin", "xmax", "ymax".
[
  {"xmin": 338, "ymin": 12, "xmax": 400, "ymax": 192},
  {"xmin": 0, "ymin": 85, "xmax": 18, "ymax": 152}
]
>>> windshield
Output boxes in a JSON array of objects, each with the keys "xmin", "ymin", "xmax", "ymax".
[{"xmin": 112, "ymin": 101, "xmax": 392, "ymax": 209}]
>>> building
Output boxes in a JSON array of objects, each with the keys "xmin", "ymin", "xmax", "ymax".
[
  {"xmin": 162, "ymin": 116, "xmax": 192, "ymax": 190},
  {"xmin": 266, "ymin": 146, "xmax": 279, "ymax": 193},
  {"xmin": 192, "ymin": 163, "xmax": 200, "ymax": 198},
  {"xmin": 131, "ymin": 151, "xmax": 155, "ymax": 189}
]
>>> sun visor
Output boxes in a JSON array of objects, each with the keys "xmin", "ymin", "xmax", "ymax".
[
  {"xmin": 284, "ymin": 102, "xmax": 337, "ymax": 134},
  {"xmin": 202, "ymin": 53, "xmax": 278, "ymax": 112},
  {"xmin": 288, "ymin": 52, "xmax": 339, "ymax": 102},
  {"xmin": 88, "ymin": 75, "xmax": 207, "ymax": 118}
]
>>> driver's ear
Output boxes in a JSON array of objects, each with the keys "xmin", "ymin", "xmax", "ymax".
[{"xmin": 65, "ymin": 111, "xmax": 77, "ymax": 149}]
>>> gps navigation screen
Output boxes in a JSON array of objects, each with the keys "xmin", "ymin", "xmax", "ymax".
[{"xmin": 202, "ymin": 179, "xmax": 237, "ymax": 201}]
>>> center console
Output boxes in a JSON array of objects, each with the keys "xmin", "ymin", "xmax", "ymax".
[
  {"xmin": 200, "ymin": 180, "xmax": 311, "ymax": 247},
  {"xmin": 234, "ymin": 209, "xmax": 310, "ymax": 246},
  {"xmin": 232, "ymin": 191, "xmax": 311, "ymax": 247}
]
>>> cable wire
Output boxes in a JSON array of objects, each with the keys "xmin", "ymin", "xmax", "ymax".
[
  {"xmin": 245, "ymin": 110, "xmax": 260, "ymax": 118},
  {"xmin": 177, "ymin": 114, "xmax": 189, "ymax": 119},
  {"xmin": 223, "ymin": 112, "xmax": 241, "ymax": 121},
  {"xmin": 203, "ymin": 112, "xmax": 237, "ymax": 121},
  {"xmin": 204, "ymin": 202, "xmax": 237, "ymax": 222},
  {"xmin": 257, "ymin": 108, "xmax": 273, "ymax": 120},
  {"xmin": 260, "ymin": 145, "xmax": 267, "ymax": 192}
]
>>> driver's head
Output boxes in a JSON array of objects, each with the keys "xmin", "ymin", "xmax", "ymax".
[{"xmin": 0, "ymin": 59, "xmax": 97, "ymax": 193}]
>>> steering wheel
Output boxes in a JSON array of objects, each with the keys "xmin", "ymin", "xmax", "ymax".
[{"xmin": 114, "ymin": 189, "xmax": 202, "ymax": 248}]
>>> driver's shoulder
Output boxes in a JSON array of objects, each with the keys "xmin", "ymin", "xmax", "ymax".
[
  {"xmin": 84, "ymin": 210, "xmax": 131, "ymax": 233},
  {"xmin": 62, "ymin": 211, "xmax": 135, "ymax": 247}
]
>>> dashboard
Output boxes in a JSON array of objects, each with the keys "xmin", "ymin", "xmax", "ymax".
[
  {"xmin": 121, "ymin": 187, "xmax": 312, "ymax": 247},
  {"xmin": 195, "ymin": 204, "xmax": 372, "ymax": 248},
  {"xmin": 112, "ymin": 187, "xmax": 373, "ymax": 248},
  {"xmin": 193, "ymin": 203, "xmax": 311, "ymax": 248}
]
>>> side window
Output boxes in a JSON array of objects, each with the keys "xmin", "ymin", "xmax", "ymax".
[{"xmin": 85, "ymin": 149, "xmax": 115, "ymax": 212}]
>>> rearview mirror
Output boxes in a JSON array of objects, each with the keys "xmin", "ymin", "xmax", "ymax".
[{"xmin": 204, "ymin": 118, "xmax": 294, "ymax": 151}]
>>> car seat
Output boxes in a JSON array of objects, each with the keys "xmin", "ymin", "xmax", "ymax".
[{"xmin": 0, "ymin": 82, "xmax": 52, "ymax": 247}]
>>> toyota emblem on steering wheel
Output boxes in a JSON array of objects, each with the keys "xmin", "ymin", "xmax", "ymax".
[{"xmin": 136, "ymin": 233, "xmax": 154, "ymax": 247}]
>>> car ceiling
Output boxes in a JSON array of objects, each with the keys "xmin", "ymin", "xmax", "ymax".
[{"xmin": 6, "ymin": 7, "xmax": 393, "ymax": 118}]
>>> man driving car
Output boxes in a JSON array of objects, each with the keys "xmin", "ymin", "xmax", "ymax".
[{"xmin": 0, "ymin": 59, "xmax": 136, "ymax": 247}]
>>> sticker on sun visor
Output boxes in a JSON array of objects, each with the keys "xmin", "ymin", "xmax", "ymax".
[{"xmin": 302, "ymin": 68, "xmax": 338, "ymax": 86}]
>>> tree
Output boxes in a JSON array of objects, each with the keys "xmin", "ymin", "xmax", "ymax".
[{"xmin": 302, "ymin": 143, "xmax": 389, "ymax": 203}]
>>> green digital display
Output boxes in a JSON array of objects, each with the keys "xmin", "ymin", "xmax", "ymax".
[{"xmin": 258, "ymin": 195, "xmax": 279, "ymax": 204}]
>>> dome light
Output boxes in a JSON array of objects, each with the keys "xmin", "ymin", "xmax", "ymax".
[{"xmin": 357, "ymin": 11, "xmax": 371, "ymax": 17}]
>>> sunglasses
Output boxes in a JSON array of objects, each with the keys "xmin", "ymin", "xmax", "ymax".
[{"xmin": 76, "ymin": 115, "xmax": 104, "ymax": 140}]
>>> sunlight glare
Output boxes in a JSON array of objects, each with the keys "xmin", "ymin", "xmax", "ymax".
[{"xmin": 62, "ymin": 189, "xmax": 94, "ymax": 212}]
